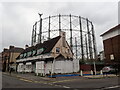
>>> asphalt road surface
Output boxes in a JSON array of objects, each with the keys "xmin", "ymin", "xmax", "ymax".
[
  {"xmin": 54, "ymin": 76, "xmax": 119, "ymax": 88},
  {"xmin": 2, "ymin": 74, "xmax": 120, "ymax": 90},
  {"xmin": 2, "ymin": 74, "xmax": 61, "ymax": 88}
]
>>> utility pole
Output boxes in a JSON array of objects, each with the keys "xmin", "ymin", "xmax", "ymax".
[
  {"xmin": 91, "ymin": 22, "xmax": 97, "ymax": 75},
  {"xmin": 31, "ymin": 25, "xmax": 35, "ymax": 46}
]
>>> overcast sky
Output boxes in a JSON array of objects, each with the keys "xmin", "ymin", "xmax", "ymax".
[{"xmin": 1, "ymin": 1, "xmax": 119, "ymax": 53}]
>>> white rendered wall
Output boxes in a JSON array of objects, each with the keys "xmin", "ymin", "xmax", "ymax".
[
  {"xmin": 102, "ymin": 29, "xmax": 119, "ymax": 40},
  {"xmin": 73, "ymin": 59, "xmax": 79, "ymax": 72},
  {"xmin": 25, "ymin": 62, "xmax": 32, "ymax": 72},
  {"xmin": 17, "ymin": 63, "xmax": 25, "ymax": 72},
  {"xmin": 36, "ymin": 61, "xmax": 45, "ymax": 75},
  {"xmin": 17, "ymin": 59, "xmax": 80, "ymax": 75},
  {"xmin": 36, "ymin": 59, "xmax": 79, "ymax": 75}
]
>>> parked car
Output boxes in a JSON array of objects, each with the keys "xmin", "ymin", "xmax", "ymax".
[{"xmin": 102, "ymin": 66, "xmax": 118, "ymax": 74}]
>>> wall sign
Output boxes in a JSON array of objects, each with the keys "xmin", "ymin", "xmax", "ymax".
[{"xmin": 110, "ymin": 54, "xmax": 114, "ymax": 60}]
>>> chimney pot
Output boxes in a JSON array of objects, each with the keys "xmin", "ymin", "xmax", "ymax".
[
  {"xmin": 9, "ymin": 46, "xmax": 14, "ymax": 49},
  {"xmin": 3, "ymin": 48, "xmax": 8, "ymax": 52},
  {"xmin": 25, "ymin": 45, "xmax": 29, "ymax": 49}
]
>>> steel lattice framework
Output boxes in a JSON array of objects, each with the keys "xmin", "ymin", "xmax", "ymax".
[{"xmin": 31, "ymin": 14, "xmax": 97, "ymax": 60}]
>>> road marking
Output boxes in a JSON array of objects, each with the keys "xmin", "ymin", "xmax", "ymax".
[
  {"xmin": 103, "ymin": 85, "xmax": 120, "ymax": 89},
  {"xmin": 95, "ymin": 85, "xmax": 120, "ymax": 90},
  {"xmin": 62, "ymin": 86, "xmax": 70, "ymax": 88},
  {"xmin": 3, "ymin": 73, "xmax": 71, "ymax": 88},
  {"xmin": 19, "ymin": 78, "xmax": 33, "ymax": 82},
  {"xmin": 51, "ymin": 78, "xmax": 80, "ymax": 83},
  {"xmin": 34, "ymin": 81, "xmax": 39, "ymax": 83}
]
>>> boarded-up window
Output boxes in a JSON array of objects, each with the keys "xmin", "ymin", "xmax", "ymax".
[
  {"xmin": 56, "ymin": 47, "xmax": 60, "ymax": 53},
  {"xmin": 110, "ymin": 54, "xmax": 114, "ymax": 60}
]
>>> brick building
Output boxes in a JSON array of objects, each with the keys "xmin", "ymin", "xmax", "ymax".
[
  {"xmin": 101, "ymin": 24, "xmax": 120, "ymax": 65},
  {"xmin": 0, "ymin": 53, "xmax": 2, "ymax": 70},
  {"xmin": 2, "ymin": 46, "xmax": 24, "ymax": 72}
]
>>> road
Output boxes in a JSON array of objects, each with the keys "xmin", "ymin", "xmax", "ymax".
[
  {"xmin": 2, "ymin": 73, "xmax": 120, "ymax": 90},
  {"xmin": 54, "ymin": 77, "xmax": 119, "ymax": 89},
  {"xmin": 2, "ymin": 74, "xmax": 61, "ymax": 88}
]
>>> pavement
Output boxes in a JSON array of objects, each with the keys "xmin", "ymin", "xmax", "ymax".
[{"xmin": 83, "ymin": 74, "xmax": 119, "ymax": 79}]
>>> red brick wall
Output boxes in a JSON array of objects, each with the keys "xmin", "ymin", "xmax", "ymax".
[
  {"xmin": 103, "ymin": 35, "xmax": 120, "ymax": 64},
  {"xmin": 80, "ymin": 64, "xmax": 104, "ymax": 71}
]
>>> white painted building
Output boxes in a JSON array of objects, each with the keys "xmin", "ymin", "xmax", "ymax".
[{"xmin": 16, "ymin": 32, "xmax": 79, "ymax": 76}]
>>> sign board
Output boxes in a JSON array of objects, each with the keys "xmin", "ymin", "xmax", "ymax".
[{"xmin": 110, "ymin": 54, "xmax": 114, "ymax": 60}]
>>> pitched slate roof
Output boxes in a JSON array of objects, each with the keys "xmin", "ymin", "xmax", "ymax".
[
  {"xmin": 36, "ymin": 36, "xmax": 61, "ymax": 54},
  {"xmin": 3, "ymin": 47, "xmax": 24, "ymax": 53},
  {"xmin": 17, "ymin": 36, "xmax": 61, "ymax": 59},
  {"xmin": 9, "ymin": 47, "xmax": 24, "ymax": 53}
]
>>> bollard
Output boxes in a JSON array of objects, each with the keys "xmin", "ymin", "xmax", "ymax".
[
  {"xmin": 100, "ymin": 70, "xmax": 103, "ymax": 75},
  {"xmin": 91, "ymin": 70, "xmax": 93, "ymax": 75},
  {"xmin": 36, "ymin": 73, "xmax": 38, "ymax": 76},
  {"xmin": 80, "ymin": 70, "xmax": 83, "ymax": 76}
]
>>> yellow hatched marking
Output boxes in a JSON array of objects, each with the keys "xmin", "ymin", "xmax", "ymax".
[{"xmin": 19, "ymin": 79, "xmax": 33, "ymax": 82}]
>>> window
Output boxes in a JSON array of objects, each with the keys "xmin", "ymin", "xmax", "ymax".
[
  {"xmin": 20, "ymin": 54, "xmax": 23, "ymax": 58},
  {"xmin": 56, "ymin": 47, "xmax": 60, "ymax": 53},
  {"xmin": 68, "ymin": 49, "xmax": 70, "ymax": 53},
  {"xmin": 63, "ymin": 36, "xmax": 66, "ymax": 47},
  {"xmin": 24, "ymin": 53, "xmax": 27, "ymax": 58},
  {"xmin": 32, "ymin": 50, "xmax": 36, "ymax": 56},
  {"xmin": 27, "ymin": 51, "xmax": 32, "ymax": 57},
  {"xmin": 37, "ymin": 48, "xmax": 44, "ymax": 55},
  {"xmin": 110, "ymin": 54, "xmax": 114, "ymax": 60}
]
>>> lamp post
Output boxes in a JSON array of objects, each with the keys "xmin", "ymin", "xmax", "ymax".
[
  {"xmin": 93, "ymin": 61, "xmax": 96, "ymax": 75},
  {"xmin": 51, "ymin": 52, "xmax": 55, "ymax": 78}
]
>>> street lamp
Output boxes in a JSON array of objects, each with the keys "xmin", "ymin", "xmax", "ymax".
[{"xmin": 93, "ymin": 61, "xmax": 96, "ymax": 75}]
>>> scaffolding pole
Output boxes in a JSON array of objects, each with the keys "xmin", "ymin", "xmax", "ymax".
[
  {"xmin": 48, "ymin": 16, "xmax": 51, "ymax": 39},
  {"xmin": 70, "ymin": 14, "xmax": 73, "ymax": 50},
  {"xmin": 34, "ymin": 22, "xmax": 37, "ymax": 44},
  {"xmin": 38, "ymin": 13, "xmax": 43, "ymax": 43},
  {"xmin": 86, "ymin": 18, "xmax": 93, "ymax": 60},
  {"xmin": 75, "ymin": 37, "xmax": 77, "ymax": 59},
  {"xmin": 85, "ymin": 34, "xmax": 89, "ymax": 61},
  {"xmin": 91, "ymin": 22, "xmax": 97, "ymax": 59},
  {"xmin": 79, "ymin": 16, "xmax": 84, "ymax": 61},
  {"xmin": 31, "ymin": 25, "xmax": 34, "ymax": 46},
  {"xmin": 59, "ymin": 14, "xmax": 61, "ymax": 35}
]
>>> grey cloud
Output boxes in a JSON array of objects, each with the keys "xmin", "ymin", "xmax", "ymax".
[{"xmin": 1, "ymin": 2, "xmax": 118, "ymax": 53}]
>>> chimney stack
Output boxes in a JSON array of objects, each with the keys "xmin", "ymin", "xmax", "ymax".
[
  {"xmin": 9, "ymin": 46, "xmax": 14, "ymax": 49},
  {"xmin": 60, "ymin": 31, "xmax": 66, "ymax": 47},
  {"xmin": 3, "ymin": 48, "xmax": 8, "ymax": 52}
]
